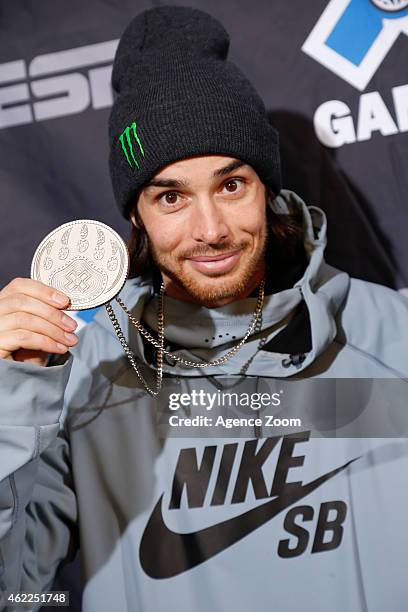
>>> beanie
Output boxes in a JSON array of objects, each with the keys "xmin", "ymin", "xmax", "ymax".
[{"xmin": 108, "ymin": 5, "xmax": 282, "ymax": 219}]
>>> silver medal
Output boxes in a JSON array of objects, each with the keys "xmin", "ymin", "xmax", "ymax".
[{"xmin": 31, "ymin": 219, "xmax": 129, "ymax": 310}]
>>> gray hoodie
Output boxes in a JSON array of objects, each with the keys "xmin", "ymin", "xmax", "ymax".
[{"xmin": 1, "ymin": 191, "xmax": 408, "ymax": 612}]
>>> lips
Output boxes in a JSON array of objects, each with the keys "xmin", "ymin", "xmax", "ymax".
[{"xmin": 187, "ymin": 250, "xmax": 242, "ymax": 275}]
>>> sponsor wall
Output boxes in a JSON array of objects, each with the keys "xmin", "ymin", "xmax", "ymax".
[
  {"xmin": 1, "ymin": 0, "xmax": 408, "ymax": 296},
  {"xmin": 0, "ymin": 0, "xmax": 407, "ymax": 608}
]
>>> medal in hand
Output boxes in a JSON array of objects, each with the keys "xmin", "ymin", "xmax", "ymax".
[{"xmin": 31, "ymin": 220, "xmax": 129, "ymax": 310}]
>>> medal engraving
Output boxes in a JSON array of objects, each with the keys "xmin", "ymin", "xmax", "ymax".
[{"xmin": 31, "ymin": 220, "xmax": 129, "ymax": 310}]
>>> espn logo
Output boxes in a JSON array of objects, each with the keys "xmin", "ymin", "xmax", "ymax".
[{"xmin": 0, "ymin": 40, "xmax": 118, "ymax": 129}]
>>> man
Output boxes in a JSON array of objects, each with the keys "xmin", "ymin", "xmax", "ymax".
[{"xmin": 0, "ymin": 6, "xmax": 408, "ymax": 612}]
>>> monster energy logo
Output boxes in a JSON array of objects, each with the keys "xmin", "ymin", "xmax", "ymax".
[{"xmin": 118, "ymin": 121, "xmax": 145, "ymax": 170}]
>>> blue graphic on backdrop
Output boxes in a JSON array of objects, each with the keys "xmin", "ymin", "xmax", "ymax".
[
  {"xmin": 71, "ymin": 306, "xmax": 100, "ymax": 331},
  {"xmin": 77, "ymin": 307, "xmax": 100, "ymax": 323},
  {"xmin": 302, "ymin": 0, "xmax": 408, "ymax": 90},
  {"xmin": 327, "ymin": 0, "xmax": 408, "ymax": 64}
]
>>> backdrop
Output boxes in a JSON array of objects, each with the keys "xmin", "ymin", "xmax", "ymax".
[{"xmin": 0, "ymin": 0, "xmax": 407, "ymax": 609}]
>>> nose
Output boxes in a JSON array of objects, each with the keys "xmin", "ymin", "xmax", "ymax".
[{"xmin": 190, "ymin": 197, "xmax": 230, "ymax": 244}]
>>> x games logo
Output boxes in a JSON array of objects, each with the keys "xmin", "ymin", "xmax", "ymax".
[
  {"xmin": 302, "ymin": 0, "xmax": 408, "ymax": 90},
  {"xmin": 118, "ymin": 121, "xmax": 144, "ymax": 170}
]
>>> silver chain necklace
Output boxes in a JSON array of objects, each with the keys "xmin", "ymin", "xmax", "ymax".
[{"xmin": 105, "ymin": 279, "xmax": 265, "ymax": 396}]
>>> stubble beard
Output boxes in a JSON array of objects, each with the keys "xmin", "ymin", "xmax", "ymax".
[{"xmin": 148, "ymin": 221, "xmax": 269, "ymax": 306}]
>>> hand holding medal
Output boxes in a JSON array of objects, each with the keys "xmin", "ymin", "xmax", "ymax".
[
  {"xmin": 31, "ymin": 220, "xmax": 129, "ymax": 310},
  {"xmin": 0, "ymin": 220, "xmax": 128, "ymax": 366}
]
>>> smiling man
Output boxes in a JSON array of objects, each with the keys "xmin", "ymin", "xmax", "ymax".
[
  {"xmin": 132, "ymin": 156, "xmax": 269, "ymax": 306},
  {"xmin": 1, "ymin": 6, "xmax": 408, "ymax": 612}
]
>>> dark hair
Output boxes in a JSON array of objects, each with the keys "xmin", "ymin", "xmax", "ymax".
[{"xmin": 127, "ymin": 186, "xmax": 307, "ymax": 287}]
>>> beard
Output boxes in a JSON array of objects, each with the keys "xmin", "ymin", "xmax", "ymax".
[{"xmin": 148, "ymin": 220, "xmax": 269, "ymax": 306}]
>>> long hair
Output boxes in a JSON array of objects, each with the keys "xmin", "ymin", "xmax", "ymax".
[{"xmin": 127, "ymin": 186, "xmax": 308, "ymax": 288}]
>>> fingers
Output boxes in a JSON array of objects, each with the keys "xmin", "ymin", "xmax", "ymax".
[
  {"xmin": 0, "ymin": 293, "xmax": 77, "ymax": 332},
  {"xmin": 0, "ymin": 329, "xmax": 70, "ymax": 359},
  {"xmin": 0, "ymin": 277, "xmax": 70, "ymax": 308},
  {"xmin": 0, "ymin": 312, "xmax": 78, "ymax": 347},
  {"xmin": 0, "ymin": 277, "xmax": 78, "ymax": 361}
]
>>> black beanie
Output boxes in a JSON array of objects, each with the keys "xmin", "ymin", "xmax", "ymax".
[{"xmin": 108, "ymin": 5, "xmax": 281, "ymax": 219}]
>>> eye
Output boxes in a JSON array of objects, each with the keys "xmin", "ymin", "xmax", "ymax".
[
  {"xmin": 157, "ymin": 192, "xmax": 181, "ymax": 207},
  {"xmin": 222, "ymin": 178, "xmax": 245, "ymax": 195}
]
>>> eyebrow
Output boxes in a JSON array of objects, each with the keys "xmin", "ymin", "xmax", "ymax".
[
  {"xmin": 213, "ymin": 159, "xmax": 246, "ymax": 177},
  {"xmin": 143, "ymin": 159, "xmax": 247, "ymax": 191}
]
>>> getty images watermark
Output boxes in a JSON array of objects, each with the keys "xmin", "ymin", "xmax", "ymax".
[
  {"xmin": 162, "ymin": 389, "xmax": 302, "ymax": 434},
  {"xmin": 156, "ymin": 379, "xmax": 408, "ymax": 438}
]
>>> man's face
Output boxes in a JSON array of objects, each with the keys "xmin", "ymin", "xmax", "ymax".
[{"xmin": 132, "ymin": 155, "xmax": 268, "ymax": 306}]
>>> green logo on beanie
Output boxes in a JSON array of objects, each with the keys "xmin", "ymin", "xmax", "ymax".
[{"xmin": 118, "ymin": 121, "xmax": 145, "ymax": 170}]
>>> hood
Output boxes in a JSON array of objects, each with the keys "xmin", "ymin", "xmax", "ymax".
[{"xmin": 93, "ymin": 190, "xmax": 350, "ymax": 378}]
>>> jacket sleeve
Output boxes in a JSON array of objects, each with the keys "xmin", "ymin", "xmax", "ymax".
[{"xmin": 0, "ymin": 355, "xmax": 78, "ymax": 610}]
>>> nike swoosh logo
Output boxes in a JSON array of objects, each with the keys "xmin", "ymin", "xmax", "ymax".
[{"xmin": 140, "ymin": 456, "xmax": 359, "ymax": 579}]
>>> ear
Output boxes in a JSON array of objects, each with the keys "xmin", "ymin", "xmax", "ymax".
[
  {"xmin": 130, "ymin": 207, "xmax": 146, "ymax": 230},
  {"xmin": 130, "ymin": 190, "xmax": 146, "ymax": 227},
  {"xmin": 130, "ymin": 210, "xmax": 137, "ymax": 227}
]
